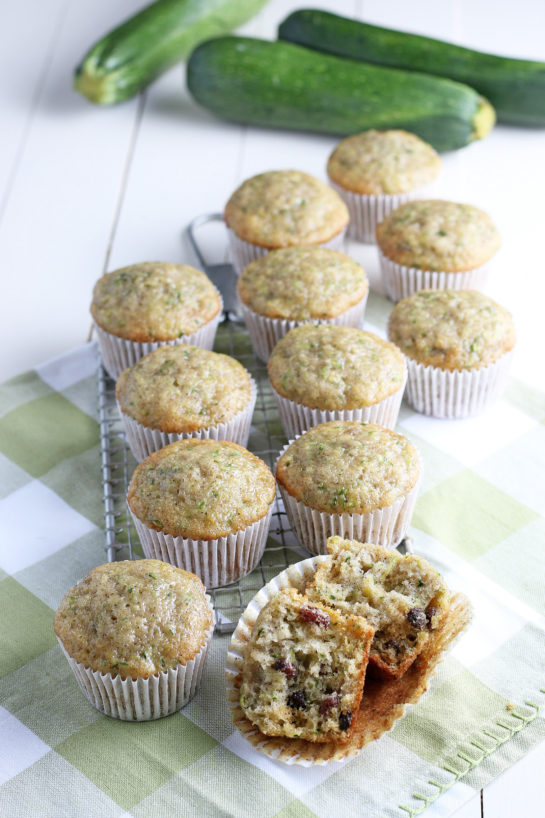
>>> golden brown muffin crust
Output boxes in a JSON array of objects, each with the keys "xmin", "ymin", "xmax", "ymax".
[
  {"xmin": 276, "ymin": 421, "xmax": 420, "ymax": 513},
  {"xmin": 116, "ymin": 345, "xmax": 252, "ymax": 433},
  {"xmin": 268, "ymin": 325, "xmax": 405, "ymax": 410},
  {"xmin": 224, "ymin": 170, "xmax": 349, "ymax": 248},
  {"xmin": 91, "ymin": 261, "xmax": 221, "ymax": 342},
  {"xmin": 376, "ymin": 200, "xmax": 500, "ymax": 272},
  {"xmin": 128, "ymin": 439, "xmax": 276, "ymax": 540},
  {"xmin": 388, "ymin": 289, "xmax": 516, "ymax": 370},
  {"xmin": 54, "ymin": 560, "xmax": 212, "ymax": 679},
  {"xmin": 327, "ymin": 130, "xmax": 441, "ymax": 195},
  {"xmin": 237, "ymin": 246, "xmax": 367, "ymax": 320}
]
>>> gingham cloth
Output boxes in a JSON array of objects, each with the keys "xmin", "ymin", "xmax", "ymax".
[{"xmin": 1, "ymin": 296, "xmax": 544, "ymax": 818}]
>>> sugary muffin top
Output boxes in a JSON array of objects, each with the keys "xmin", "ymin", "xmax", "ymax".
[
  {"xmin": 224, "ymin": 170, "xmax": 349, "ymax": 248},
  {"xmin": 276, "ymin": 421, "xmax": 420, "ymax": 513},
  {"xmin": 116, "ymin": 344, "xmax": 252, "ymax": 432},
  {"xmin": 268, "ymin": 325, "xmax": 405, "ymax": 409},
  {"xmin": 237, "ymin": 246, "xmax": 367, "ymax": 320},
  {"xmin": 91, "ymin": 261, "xmax": 221, "ymax": 342},
  {"xmin": 54, "ymin": 560, "xmax": 212, "ymax": 679},
  {"xmin": 376, "ymin": 200, "xmax": 500, "ymax": 272},
  {"xmin": 128, "ymin": 439, "xmax": 276, "ymax": 540},
  {"xmin": 388, "ymin": 289, "xmax": 516, "ymax": 370},
  {"xmin": 327, "ymin": 130, "xmax": 441, "ymax": 195}
]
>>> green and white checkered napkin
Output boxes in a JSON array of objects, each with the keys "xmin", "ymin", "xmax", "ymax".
[{"xmin": 1, "ymin": 295, "xmax": 544, "ymax": 818}]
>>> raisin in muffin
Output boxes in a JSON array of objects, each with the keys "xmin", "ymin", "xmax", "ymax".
[
  {"xmin": 224, "ymin": 170, "xmax": 349, "ymax": 273},
  {"xmin": 116, "ymin": 344, "xmax": 256, "ymax": 460},
  {"xmin": 376, "ymin": 200, "xmax": 500, "ymax": 301},
  {"xmin": 327, "ymin": 130, "xmax": 441, "ymax": 243},
  {"xmin": 240, "ymin": 588, "xmax": 374, "ymax": 743},
  {"xmin": 276, "ymin": 421, "xmax": 420, "ymax": 553},
  {"xmin": 91, "ymin": 261, "xmax": 222, "ymax": 378},
  {"xmin": 268, "ymin": 324, "xmax": 406, "ymax": 437},
  {"xmin": 54, "ymin": 560, "xmax": 214, "ymax": 720},
  {"xmin": 306, "ymin": 538, "xmax": 450, "ymax": 679},
  {"xmin": 128, "ymin": 439, "xmax": 276, "ymax": 587},
  {"xmin": 388, "ymin": 289, "xmax": 516, "ymax": 417},
  {"xmin": 237, "ymin": 246, "xmax": 368, "ymax": 361}
]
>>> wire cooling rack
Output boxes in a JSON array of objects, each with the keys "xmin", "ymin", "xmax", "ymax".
[{"xmin": 97, "ymin": 319, "xmax": 311, "ymax": 634}]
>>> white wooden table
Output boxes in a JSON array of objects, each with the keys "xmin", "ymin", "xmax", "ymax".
[{"xmin": 1, "ymin": 1, "xmax": 544, "ymax": 815}]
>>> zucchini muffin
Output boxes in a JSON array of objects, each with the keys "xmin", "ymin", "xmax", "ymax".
[
  {"xmin": 240, "ymin": 588, "xmax": 374, "ymax": 743},
  {"xmin": 388, "ymin": 289, "xmax": 516, "ymax": 417},
  {"xmin": 116, "ymin": 344, "xmax": 256, "ymax": 460},
  {"xmin": 306, "ymin": 538, "xmax": 450, "ymax": 679},
  {"xmin": 128, "ymin": 439, "xmax": 276, "ymax": 587},
  {"xmin": 91, "ymin": 261, "xmax": 223, "ymax": 378},
  {"xmin": 237, "ymin": 246, "xmax": 368, "ymax": 361},
  {"xmin": 276, "ymin": 421, "xmax": 420, "ymax": 553},
  {"xmin": 376, "ymin": 200, "xmax": 501, "ymax": 301},
  {"xmin": 54, "ymin": 559, "xmax": 214, "ymax": 720},
  {"xmin": 268, "ymin": 324, "xmax": 406, "ymax": 438},
  {"xmin": 327, "ymin": 130, "xmax": 441, "ymax": 244},
  {"xmin": 224, "ymin": 170, "xmax": 349, "ymax": 273}
]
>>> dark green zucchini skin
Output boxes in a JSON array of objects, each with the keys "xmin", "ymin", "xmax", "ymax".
[
  {"xmin": 279, "ymin": 9, "xmax": 545, "ymax": 126},
  {"xmin": 187, "ymin": 37, "xmax": 494, "ymax": 152},
  {"xmin": 75, "ymin": 0, "xmax": 268, "ymax": 104}
]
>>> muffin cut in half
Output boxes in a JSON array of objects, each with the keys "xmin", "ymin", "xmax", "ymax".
[
  {"xmin": 240, "ymin": 587, "xmax": 374, "ymax": 743},
  {"xmin": 327, "ymin": 129, "xmax": 441, "ymax": 244},
  {"xmin": 306, "ymin": 537, "xmax": 450, "ymax": 679},
  {"xmin": 224, "ymin": 170, "xmax": 349, "ymax": 273}
]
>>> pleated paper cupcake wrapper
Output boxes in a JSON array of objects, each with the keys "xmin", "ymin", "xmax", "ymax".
[
  {"xmin": 226, "ymin": 556, "xmax": 472, "ymax": 765},
  {"xmin": 329, "ymin": 183, "xmax": 414, "ymax": 244},
  {"xmin": 240, "ymin": 293, "xmax": 368, "ymax": 363},
  {"xmin": 57, "ymin": 598, "xmax": 214, "ymax": 721},
  {"xmin": 404, "ymin": 351, "xmax": 514, "ymax": 419},
  {"xmin": 271, "ymin": 371, "xmax": 406, "ymax": 440},
  {"xmin": 130, "ymin": 504, "xmax": 273, "ymax": 588},
  {"xmin": 118, "ymin": 377, "xmax": 257, "ymax": 462},
  {"xmin": 378, "ymin": 250, "xmax": 490, "ymax": 303},
  {"xmin": 227, "ymin": 227, "xmax": 347, "ymax": 276},
  {"xmin": 94, "ymin": 308, "xmax": 223, "ymax": 381}
]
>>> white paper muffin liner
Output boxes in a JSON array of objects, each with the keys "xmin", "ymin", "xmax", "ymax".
[
  {"xmin": 329, "ymin": 183, "xmax": 414, "ymax": 244},
  {"xmin": 378, "ymin": 250, "xmax": 489, "ymax": 303},
  {"xmin": 57, "ymin": 596, "xmax": 214, "ymax": 721},
  {"xmin": 118, "ymin": 377, "xmax": 257, "ymax": 462},
  {"xmin": 239, "ymin": 292, "xmax": 368, "ymax": 363},
  {"xmin": 276, "ymin": 438, "xmax": 420, "ymax": 554},
  {"xmin": 271, "ymin": 370, "xmax": 406, "ymax": 439},
  {"xmin": 94, "ymin": 306, "xmax": 223, "ymax": 380},
  {"xmin": 227, "ymin": 227, "xmax": 347, "ymax": 276},
  {"xmin": 403, "ymin": 350, "xmax": 514, "ymax": 418},
  {"xmin": 130, "ymin": 504, "xmax": 273, "ymax": 588}
]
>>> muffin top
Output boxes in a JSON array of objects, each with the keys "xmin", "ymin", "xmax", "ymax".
[
  {"xmin": 327, "ymin": 130, "xmax": 441, "ymax": 195},
  {"xmin": 376, "ymin": 200, "xmax": 500, "ymax": 271},
  {"xmin": 91, "ymin": 261, "xmax": 222, "ymax": 342},
  {"xmin": 128, "ymin": 439, "xmax": 276, "ymax": 540},
  {"xmin": 388, "ymin": 289, "xmax": 516, "ymax": 371},
  {"xmin": 54, "ymin": 560, "xmax": 212, "ymax": 679},
  {"xmin": 276, "ymin": 421, "xmax": 420, "ymax": 513},
  {"xmin": 116, "ymin": 345, "xmax": 252, "ymax": 433},
  {"xmin": 224, "ymin": 170, "xmax": 349, "ymax": 248},
  {"xmin": 268, "ymin": 325, "xmax": 405, "ymax": 410},
  {"xmin": 237, "ymin": 246, "xmax": 367, "ymax": 320}
]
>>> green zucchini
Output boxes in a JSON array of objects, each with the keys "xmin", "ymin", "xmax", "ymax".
[
  {"xmin": 75, "ymin": 0, "xmax": 267, "ymax": 104},
  {"xmin": 279, "ymin": 9, "xmax": 545, "ymax": 126},
  {"xmin": 187, "ymin": 37, "xmax": 494, "ymax": 152}
]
